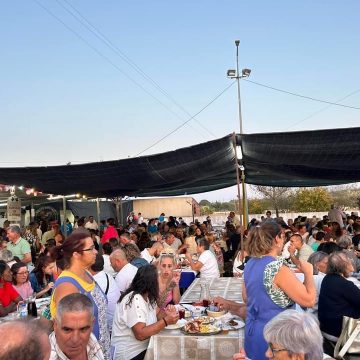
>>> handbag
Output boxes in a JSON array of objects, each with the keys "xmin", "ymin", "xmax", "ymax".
[{"xmin": 334, "ymin": 316, "xmax": 360, "ymax": 359}]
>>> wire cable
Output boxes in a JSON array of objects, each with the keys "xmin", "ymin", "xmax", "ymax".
[
  {"xmin": 56, "ymin": 0, "xmax": 216, "ymax": 138},
  {"xmin": 135, "ymin": 81, "xmax": 236, "ymax": 156},
  {"xmin": 243, "ymin": 79, "xmax": 360, "ymax": 110},
  {"xmin": 284, "ymin": 88, "xmax": 360, "ymax": 130},
  {"xmin": 32, "ymin": 0, "xmax": 209, "ymax": 140}
]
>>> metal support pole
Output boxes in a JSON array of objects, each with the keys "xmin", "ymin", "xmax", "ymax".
[
  {"xmin": 96, "ymin": 197, "xmax": 101, "ymax": 227},
  {"xmin": 62, "ymin": 196, "xmax": 67, "ymax": 237},
  {"xmin": 232, "ymin": 133, "xmax": 244, "ymax": 260},
  {"xmin": 241, "ymin": 169, "xmax": 248, "ymax": 228}
]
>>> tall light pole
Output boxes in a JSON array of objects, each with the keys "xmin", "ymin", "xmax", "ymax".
[{"xmin": 227, "ymin": 40, "xmax": 251, "ymax": 228}]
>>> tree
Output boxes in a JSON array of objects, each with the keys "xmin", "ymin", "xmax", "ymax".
[
  {"xmin": 248, "ymin": 199, "xmax": 267, "ymax": 215},
  {"xmin": 251, "ymin": 186, "xmax": 293, "ymax": 217},
  {"xmin": 200, "ymin": 205, "xmax": 215, "ymax": 215},
  {"xmin": 199, "ymin": 199, "xmax": 211, "ymax": 206},
  {"xmin": 291, "ymin": 187, "xmax": 332, "ymax": 212}
]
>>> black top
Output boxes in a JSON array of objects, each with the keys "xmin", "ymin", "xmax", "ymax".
[
  {"xmin": 352, "ymin": 234, "xmax": 360, "ymax": 248},
  {"xmin": 318, "ymin": 274, "xmax": 360, "ymax": 337}
]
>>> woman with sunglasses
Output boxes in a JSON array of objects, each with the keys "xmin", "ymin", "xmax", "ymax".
[
  {"xmin": 50, "ymin": 231, "xmax": 111, "ymax": 359},
  {"xmin": 157, "ymin": 254, "xmax": 181, "ymax": 310},
  {"xmin": 243, "ymin": 222, "xmax": 316, "ymax": 360},
  {"xmin": 11, "ymin": 262, "xmax": 34, "ymax": 300}
]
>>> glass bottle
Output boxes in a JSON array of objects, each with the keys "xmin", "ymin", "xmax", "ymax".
[{"xmin": 199, "ymin": 281, "xmax": 211, "ymax": 307}]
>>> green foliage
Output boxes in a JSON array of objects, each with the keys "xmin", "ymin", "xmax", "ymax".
[
  {"xmin": 200, "ymin": 205, "xmax": 215, "ymax": 215},
  {"xmin": 291, "ymin": 187, "xmax": 332, "ymax": 212},
  {"xmin": 248, "ymin": 199, "xmax": 267, "ymax": 214}
]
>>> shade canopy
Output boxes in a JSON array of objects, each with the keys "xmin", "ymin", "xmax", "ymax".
[
  {"xmin": 0, "ymin": 127, "xmax": 359, "ymax": 198},
  {"xmin": 0, "ymin": 134, "xmax": 239, "ymax": 198},
  {"xmin": 241, "ymin": 126, "xmax": 360, "ymax": 187}
]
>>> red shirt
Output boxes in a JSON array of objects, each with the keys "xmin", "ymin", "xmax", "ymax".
[
  {"xmin": 0, "ymin": 281, "xmax": 19, "ymax": 307},
  {"xmin": 101, "ymin": 226, "xmax": 118, "ymax": 244}
]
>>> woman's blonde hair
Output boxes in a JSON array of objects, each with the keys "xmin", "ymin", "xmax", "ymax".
[
  {"xmin": 246, "ymin": 222, "xmax": 281, "ymax": 257},
  {"xmin": 159, "ymin": 253, "xmax": 176, "ymax": 265}
]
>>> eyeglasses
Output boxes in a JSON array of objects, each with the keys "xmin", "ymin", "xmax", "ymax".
[
  {"xmin": 268, "ymin": 343, "xmax": 288, "ymax": 357},
  {"xmin": 17, "ymin": 271, "xmax": 29, "ymax": 275},
  {"xmin": 79, "ymin": 245, "xmax": 96, "ymax": 252}
]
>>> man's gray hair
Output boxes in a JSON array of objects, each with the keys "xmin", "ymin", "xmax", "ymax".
[
  {"xmin": 8, "ymin": 225, "xmax": 21, "ymax": 234},
  {"xmin": 197, "ymin": 238, "xmax": 210, "ymax": 250},
  {"xmin": 264, "ymin": 310, "xmax": 323, "ymax": 360},
  {"xmin": 307, "ymin": 251, "xmax": 328, "ymax": 275},
  {"xmin": 337, "ymin": 235, "xmax": 352, "ymax": 249},
  {"xmin": 56, "ymin": 293, "xmax": 94, "ymax": 322}
]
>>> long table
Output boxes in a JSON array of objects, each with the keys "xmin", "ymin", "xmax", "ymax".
[
  {"xmin": 180, "ymin": 277, "xmax": 243, "ymax": 303},
  {"xmin": 145, "ymin": 278, "xmax": 244, "ymax": 360}
]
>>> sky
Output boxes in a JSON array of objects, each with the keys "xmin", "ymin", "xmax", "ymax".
[{"xmin": 1, "ymin": 1, "xmax": 359, "ymax": 202}]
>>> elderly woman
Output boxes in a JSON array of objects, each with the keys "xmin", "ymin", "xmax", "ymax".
[
  {"xmin": 50, "ymin": 231, "xmax": 110, "ymax": 359},
  {"xmin": 112, "ymin": 265, "xmax": 179, "ymax": 360},
  {"xmin": 11, "ymin": 262, "xmax": 34, "ymax": 300},
  {"xmin": 318, "ymin": 251, "xmax": 360, "ymax": 339},
  {"xmin": 186, "ymin": 238, "xmax": 220, "ymax": 279},
  {"xmin": 264, "ymin": 310, "xmax": 324, "ymax": 359},
  {"xmin": 337, "ymin": 235, "xmax": 360, "ymax": 271},
  {"xmin": 307, "ymin": 251, "xmax": 329, "ymax": 315},
  {"xmin": 243, "ymin": 222, "xmax": 316, "ymax": 360},
  {"xmin": 0, "ymin": 260, "xmax": 22, "ymax": 316},
  {"xmin": 233, "ymin": 310, "xmax": 327, "ymax": 360}
]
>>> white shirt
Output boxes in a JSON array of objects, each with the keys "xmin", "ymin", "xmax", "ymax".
[
  {"xmin": 140, "ymin": 248, "xmax": 154, "ymax": 264},
  {"xmin": 114, "ymin": 263, "xmax": 138, "ymax": 294},
  {"xmin": 198, "ymin": 250, "xmax": 220, "ymax": 279},
  {"xmin": 163, "ymin": 238, "xmax": 182, "ymax": 252},
  {"xmin": 85, "ymin": 220, "xmax": 99, "ymax": 230},
  {"xmin": 94, "ymin": 271, "xmax": 121, "ymax": 332},
  {"xmin": 111, "ymin": 291, "xmax": 157, "ymax": 360},
  {"xmin": 102, "ymin": 254, "xmax": 117, "ymax": 278}
]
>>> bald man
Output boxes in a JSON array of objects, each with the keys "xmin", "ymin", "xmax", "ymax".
[
  {"xmin": 0, "ymin": 319, "xmax": 50, "ymax": 360},
  {"xmin": 110, "ymin": 248, "xmax": 138, "ymax": 294}
]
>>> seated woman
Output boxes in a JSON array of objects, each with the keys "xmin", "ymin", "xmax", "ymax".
[
  {"xmin": 0, "ymin": 260, "xmax": 22, "ymax": 317},
  {"xmin": 318, "ymin": 251, "xmax": 360, "ymax": 339},
  {"xmin": 307, "ymin": 251, "xmax": 328, "ymax": 315},
  {"xmin": 157, "ymin": 254, "xmax": 180, "ymax": 310},
  {"xmin": 11, "ymin": 262, "xmax": 34, "ymax": 300},
  {"xmin": 29, "ymin": 254, "xmax": 55, "ymax": 298},
  {"xmin": 112, "ymin": 265, "xmax": 179, "ymax": 360},
  {"xmin": 233, "ymin": 310, "xmax": 326, "ymax": 360},
  {"xmin": 185, "ymin": 238, "xmax": 220, "ymax": 279},
  {"xmin": 205, "ymin": 233, "xmax": 225, "ymax": 276}
]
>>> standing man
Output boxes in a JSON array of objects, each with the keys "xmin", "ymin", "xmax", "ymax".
[
  {"xmin": 85, "ymin": 216, "xmax": 99, "ymax": 231},
  {"xmin": 328, "ymin": 204, "xmax": 345, "ymax": 228},
  {"xmin": 6, "ymin": 225, "xmax": 32, "ymax": 265}
]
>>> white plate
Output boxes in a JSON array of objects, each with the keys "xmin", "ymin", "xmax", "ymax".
[
  {"xmin": 222, "ymin": 319, "xmax": 245, "ymax": 330},
  {"xmin": 165, "ymin": 319, "xmax": 187, "ymax": 330}
]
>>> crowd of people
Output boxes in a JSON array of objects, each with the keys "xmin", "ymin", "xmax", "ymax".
[{"xmin": 0, "ymin": 207, "xmax": 359, "ymax": 359}]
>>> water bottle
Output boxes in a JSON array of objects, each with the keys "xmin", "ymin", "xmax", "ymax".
[{"xmin": 17, "ymin": 301, "xmax": 28, "ymax": 318}]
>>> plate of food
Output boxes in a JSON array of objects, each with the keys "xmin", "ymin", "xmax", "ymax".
[
  {"xmin": 165, "ymin": 318, "xmax": 187, "ymax": 330},
  {"xmin": 181, "ymin": 319, "xmax": 221, "ymax": 336},
  {"xmin": 222, "ymin": 318, "xmax": 245, "ymax": 331},
  {"xmin": 194, "ymin": 316, "xmax": 215, "ymax": 324}
]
